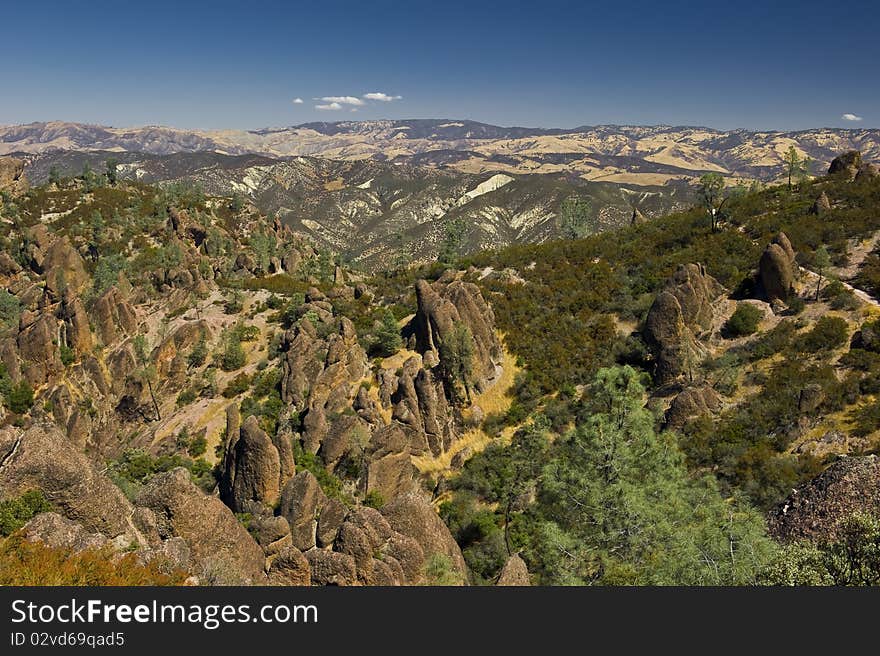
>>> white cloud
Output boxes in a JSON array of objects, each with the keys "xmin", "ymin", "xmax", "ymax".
[
  {"xmin": 318, "ymin": 96, "xmax": 364, "ymax": 106},
  {"xmin": 315, "ymin": 102, "xmax": 343, "ymax": 111},
  {"xmin": 842, "ymin": 113, "xmax": 863, "ymax": 122},
  {"xmin": 363, "ymin": 92, "xmax": 402, "ymax": 102},
  {"xmin": 292, "ymin": 97, "xmax": 304, "ymax": 104}
]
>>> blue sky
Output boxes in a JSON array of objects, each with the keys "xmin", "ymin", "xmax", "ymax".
[{"xmin": 1, "ymin": 0, "xmax": 877, "ymax": 130}]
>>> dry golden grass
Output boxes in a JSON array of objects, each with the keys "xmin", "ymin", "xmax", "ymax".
[
  {"xmin": 323, "ymin": 178, "xmax": 345, "ymax": 191},
  {"xmin": 412, "ymin": 342, "xmax": 519, "ymax": 477}
]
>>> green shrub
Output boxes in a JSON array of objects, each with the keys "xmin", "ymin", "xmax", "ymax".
[
  {"xmin": 219, "ymin": 334, "xmax": 246, "ymax": 371},
  {"xmin": 176, "ymin": 387, "xmax": 197, "ymax": 407},
  {"xmin": 187, "ymin": 435, "xmax": 208, "ymax": 458},
  {"xmin": 59, "ymin": 344, "xmax": 76, "ymax": 366},
  {"xmin": 724, "ymin": 303, "xmax": 764, "ymax": 338},
  {"xmin": 794, "ymin": 316, "xmax": 849, "ymax": 353},
  {"xmin": 222, "ymin": 372, "xmax": 251, "ymax": 398},
  {"xmin": 363, "ymin": 490, "xmax": 385, "ymax": 509},
  {"xmin": 7, "ymin": 380, "xmax": 34, "ymax": 414},
  {"xmin": 0, "ymin": 491, "xmax": 54, "ymax": 536},
  {"xmin": 187, "ymin": 338, "xmax": 208, "ymax": 368}
]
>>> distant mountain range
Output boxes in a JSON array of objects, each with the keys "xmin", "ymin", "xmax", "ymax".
[
  {"xmin": 17, "ymin": 149, "xmax": 690, "ymax": 268},
  {"xmin": 4, "ymin": 120, "xmax": 880, "ymax": 185}
]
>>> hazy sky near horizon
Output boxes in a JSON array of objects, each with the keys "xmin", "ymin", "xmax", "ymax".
[{"xmin": 1, "ymin": 0, "xmax": 877, "ymax": 131}]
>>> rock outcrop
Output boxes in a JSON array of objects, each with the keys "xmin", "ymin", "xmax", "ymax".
[
  {"xmin": 0, "ymin": 423, "xmax": 138, "ymax": 541},
  {"xmin": 828, "ymin": 150, "xmax": 862, "ymax": 179},
  {"xmin": 497, "ymin": 554, "xmax": 531, "ymax": 586},
  {"xmin": 630, "ymin": 207, "xmax": 647, "ymax": 225},
  {"xmin": 43, "ymin": 236, "xmax": 89, "ymax": 300},
  {"xmin": 856, "ymin": 162, "xmax": 880, "ymax": 181},
  {"xmin": 391, "ymin": 355, "xmax": 456, "ymax": 456},
  {"xmin": 643, "ymin": 263, "xmax": 724, "ymax": 385},
  {"xmin": 220, "ymin": 415, "xmax": 291, "ymax": 512},
  {"xmin": 412, "ymin": 277, "xmax": 502, "ymax": 395},
  {"xmin": 758, "ymin": 232, "xmax": 797, "ymax": 302},
  {"xmin": 0, "ymin": 156, "xmax": 27, "ymax": 195},
  {"xmin": 810, "ymin": 191, "xmax": 831, "ymax": 215},
  {"xmin": 381, "ymin": 491, "xmax": 467, "ymax": 583},
  {"xmin": 280, "ymin": 316, "xmax": 368, "ymax": 457},
  {"xmin": 664, "ymin": 384, "xmax": 722, "ymax": 430},
  {"xmin": 136, "ymin": 467, "xmax": 266, "ymax": 583},
  {"xmin": 768, "ymin": 455, "xmax": 880, "ymax": 543},
  {"xmin": 91, "ymin": 286, "xmax": 137, "ymax": 345}
]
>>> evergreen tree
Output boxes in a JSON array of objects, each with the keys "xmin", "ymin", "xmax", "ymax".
[{"xmin": 534, "ymin": 366, "xmax": 775, "ymax": 584}]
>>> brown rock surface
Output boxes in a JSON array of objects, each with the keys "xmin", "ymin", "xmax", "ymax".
[
  {"xmin": 136, "ymin": 468, "xmax": 266, "ymax": 584},
  {"xmin": 768, "ymin": 456, "xmax": 880, "ymax": 542},
  {"xmin": 0, "ymin": 423, "xmax": 137, "ymax": 540},
  {"xmin": 381, "ymin": 491, "xmax": 467, "ymax": 581},
  {"xmin": 497, "ymin": 554, "xmax": 531, "ymax": 585}
]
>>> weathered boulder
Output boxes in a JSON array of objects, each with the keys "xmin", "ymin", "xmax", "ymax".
[
  {"xmin": 220, "ymin": 415, "xmax": 283, "ymax": 512},
  {"xmin": 305, "ymin": 549, "xmax": 358, "ymax": 586},
  {"xmin": 316, "ymin": 498, "xmax": 347, "ymax": 547},
  {"xmin": 758, "ymin": 233, "xmax": 797, "ymax": 302},
  {"xmin": 136, "ymin": 468, "xmax": 266, "ymax": 584},
  {"xmin": 248, "ymin": 514, "xmax": 292, "ymax": 556},
  {"xmin": 643, "ymin": 263, "xmax": 723, "ymax": 385},
  {"xmin": 630, "ymin": 207, "xmax": 647, "ymax": 225},
  {"xmin": 267, "ymin": 545, "xmax": 311, "ymax": 586},
  {"xmin": 381, "ymin": 491, "xmax": 467, "ymax": 582},
  {"xmin": 335, "ymin": 522, "xmax": 374, "ymax": 582},
  {"xmin": 0, "ymin": 156, "xmax": 27, "ymax": 195},
  {"xmin": 768, "ymin": 456, "xmax": 880, "ymax": 543},
  {"xmin": 43, "ymin": 236, "xmax": 89, "ymax": 300},
  {"xmin": 497, "ymin": 554, "xmax": 531, "ymax": 586},
  {"xmin": 20, "ymin": 512, "xmax": 112, "ymax": 553},
  {"xmin": 0, "ymin": 423, "xmax": 137, "ymax": 541},
  {"xmin": 91, "ymin": 286, "xmax": 137, "ymax": 346},
  {"xmin": 0, "ymin": 251, "xmax": 21, "ymax": 277},
  {"xmin": 828, "ymin": 150, "xmax": 862, "ymax": 179},
  {"xmin": 664, "ymin": 384, "xmax": 722, "ymax": 430},
  {"xmin": 279, "ymin": 471, "xmax": 326, "ymax": 552}
]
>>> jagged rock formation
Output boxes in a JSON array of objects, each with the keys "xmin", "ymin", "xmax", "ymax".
[
  {"xmin": 758, "ymin": 232, "xmax": 797, "ymax": 303},
  {"xmin": 412, "ymin": 277, "xmax": 502, "ymax": 396},
  {"xmin": 631, "ymin": 207, "xmax": 647, "ymax": 225},
  {"xmin": 768, "ymin": 455, "xmax": 880, "ymax": 542},
  {"xmin": 391, "ymin": 355, "xmax": 456, "ymax": 456},
  {"xmin": 643, "ymin": 263, "xmax": 724, "ymax": 385},
  {"xmin": 280, "ymin": 316, "xmax": 369, "ymax": 457},
  {"xmin": 91, "ymin": 286, "xmax": 137, "ymax": 345},
  {"xmin": 828, "ymin": 150, "xmax": 862, "ymax": 179}
]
